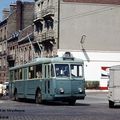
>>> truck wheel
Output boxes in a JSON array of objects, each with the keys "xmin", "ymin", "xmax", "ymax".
[
  {"xmin": 35, "ymin": 90, "xmax": 42, "ymax": 104},
  {"xmin": 109, "ymin": 100, "xmax": 114, "ymax": 108}
]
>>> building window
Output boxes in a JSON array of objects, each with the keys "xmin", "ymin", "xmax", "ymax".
[
  {"xmin": 0, "ymin": 44, "xmax": 2, "ymax": 52},
  {"xmin": 35, "ymin": 22, "xmax": 43, "ymax": 33},
  {"xmin": 0, "ymin": 59, "xmax": 1, "ymax": 68},
  {"xmin": 19, "ymin": 69, "xmax": 22, "ymax": 80},
  {"xmin": 44, "ymin": 19, "xmax": 53, "ymax": 30}
]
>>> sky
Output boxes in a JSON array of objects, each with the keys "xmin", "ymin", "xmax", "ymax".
[{"xmin": 0, "ymin": 0, "xmax": 34, "ymax": 21}]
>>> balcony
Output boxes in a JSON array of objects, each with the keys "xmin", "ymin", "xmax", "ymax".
[
  {"xmin": 34, "ymin": 33, "xmax": 42, "ymax": 42},
  {"xmin": 34, "ymin": 11, "xmax": 43, "ymax": 23},
  {"xmin": 7, "ymin": 54, "xmax": 15, "ymax": 61},
  {"xmin": 42, "ymin": 5, "xmax": 55, "ymax": 18},
  {"xmin": 42, "ymin": 30, "xmax": 54, "ymax": 42}
]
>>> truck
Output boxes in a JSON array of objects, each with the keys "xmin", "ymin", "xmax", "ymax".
[{"xmin": 108, "ymin": 65, "xmax": 120, "ymax": 108}]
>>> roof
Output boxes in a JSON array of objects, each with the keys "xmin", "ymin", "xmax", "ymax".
[{"xmin": 0, "ymin": 19, "xmax": 7, "ymax": 27}]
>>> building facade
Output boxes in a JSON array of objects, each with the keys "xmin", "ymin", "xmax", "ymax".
[
  {"xmin": 0, "ymin": 19, "xmax": 7, "ymax": 83},
  {"xmin": 34, "ymin": 0, "xmax": 120, "ymax": 89},
  {"xmin": 0, "ymin": 0, "xmax": 34, "ymax": 83},
  {"xmin": 7, "ymin": 1, "xmax": 34, "ymax": 67}
]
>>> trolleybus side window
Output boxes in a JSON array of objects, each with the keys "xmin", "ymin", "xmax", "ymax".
[
  {"xmin": 44, "ymin": 64, "xmax": 51, "ymax": 78},
  {"xmin": 71, "ymin": 64, "xmax": 83, "ymax": 78},
  {"xmin": 51, "ymin": 64, "xmax": 54, "ymax": 77},
  {"xmin": 35, "ymin": 64, "xmax": 42, "ymax": 78},
  {"xmin": 29, "ymin": 66, "xmax": 35, "ymax": 79},
  {"xmin": 19, "ymin": 68, "xmax": 22, "ymax": 80},
  {"xmin": 14, "ymin": 69, "xmax": 18, "ymax": 80},
  {"xmin": 10, "ymin": 71, "xmax": 14, "ymax": 81}
]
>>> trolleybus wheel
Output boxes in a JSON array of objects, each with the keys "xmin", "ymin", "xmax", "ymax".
[
  {"xmin": 68, "ymin": 100, "xmax": 76, "ymax": 105},
  {"xmin": 35, "ymin": 90, "xmax": 42, "ymax": 104},
  {"xmin": 109, "ymin": 100, "xmax": 114, "ymax": 108},
  {"xmin": 13, "ymin": 90, "xmax": 18, "ymax": 101}
]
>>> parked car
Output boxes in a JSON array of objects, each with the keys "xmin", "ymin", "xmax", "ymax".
[
  {"xmin": 0, "ymin": 84, "xmax": 3, "ymax": 96},
  {"xmin": 2, "ymin": 82, "xmax": 9, "ymax": 96}
]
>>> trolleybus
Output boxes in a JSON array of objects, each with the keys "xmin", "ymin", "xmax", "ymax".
[{"xmin": 9, "ymin": 52, "xmax": 86, "ymax": 105}]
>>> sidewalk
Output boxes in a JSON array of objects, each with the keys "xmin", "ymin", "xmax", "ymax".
[{"xmin": 86, "ymin": 89, "xmax": 108, "ymax": 93}]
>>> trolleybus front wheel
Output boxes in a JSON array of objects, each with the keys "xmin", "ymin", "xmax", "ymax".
[
  {"xmin": 35, "ymin": 90, "xmax": 42, "ymax": 104},
  {"xmin": 68, "ymin": 100, "xmax": 76, "ymax": 105}
]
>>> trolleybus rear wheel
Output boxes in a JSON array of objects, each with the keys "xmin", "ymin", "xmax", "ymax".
[
  {"xmin": 13, "ymin": 90, "xmax": 18, "ymax": 101},
  {"xmin": 109, "ymin": 100, "xmax": 114, "ymax": 108},
  {"xmin": 35, "ymin": 90, "xmax": 42, "ymax": 104}
]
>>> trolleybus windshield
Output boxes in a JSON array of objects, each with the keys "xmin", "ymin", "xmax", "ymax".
[
  {"xmin": 55, "ymin": 64, "xmax": 70, "ymax": 77},
  {"xmin": 54, "ymin": 64, "xmax": 83, "ymax": 78}
]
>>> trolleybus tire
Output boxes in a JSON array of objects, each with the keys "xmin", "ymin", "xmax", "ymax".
[
  {"xmin": 109, "ymin": 100, "xmax": 114, "ymax": 108},
  {"xmin": 68, "ymin": 100, "xmax": 76, "ymax": 105},
  {"xmin": 35, "ymin": 89, "xmax": 42, "ymax": 104},
  {"xmin": 13, "ymin": 90, "xmax": 18, "ymax": 101}
]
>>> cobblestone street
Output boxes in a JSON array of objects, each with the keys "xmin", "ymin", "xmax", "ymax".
[{"xmin": 0, "ymin": 92, "xmax": 120, "ymax": 120}]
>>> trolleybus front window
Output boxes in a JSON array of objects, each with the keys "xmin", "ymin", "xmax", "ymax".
[
  {"xmin": 70, "ymin": 64, "xmax": 83, "ymax": 78},
  {"xmin": 55, "ymin": 64, "xmax": 70, "ymax": 77}
]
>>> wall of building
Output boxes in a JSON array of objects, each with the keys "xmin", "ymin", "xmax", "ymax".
[
  {"xmin": 22, "ymin": 2, "xmax": 34, "ymax": 28},
  {"xmin": 0, "ymin": 20, "xmax": 8, "ymax": 83},
  {"xmin": 56, "ymin": 0, "xmax": 120, "ymax": 89},
  {"xmin": 59, "ymin": 1, "xmax": 120, "ymax": 51}
]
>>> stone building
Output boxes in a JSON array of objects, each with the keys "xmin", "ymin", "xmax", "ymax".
[
  {"xmin": 0, "ymin": 18, "xmax": 7, "ymax": 83},
  {"xmin": 34, "ymin": 0, "xmax": 57, "ymax": 57},
  {"xmin": 34, "ymin": 0, "xmax": 120, "ymax": 89},
  {"xmin": 0, "ymin": 0, "xmax": 34, "ymax": 83},
  {"xmin": 7, "ymin": 1, "xmax": 34, "ymax": 67}
]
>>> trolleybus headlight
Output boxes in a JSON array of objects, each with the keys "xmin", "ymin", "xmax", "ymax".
[
  {"xmin": 78, "ymin": 88, "xmax": 83, "ymax": 93},
  {"xmin": 59, "ymin": 88, "xmax": 64, "ymax": 94}
]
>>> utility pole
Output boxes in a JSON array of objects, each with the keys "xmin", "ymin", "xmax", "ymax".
[
  {"xmin": 27, "ymin": 34, "xmax": 39, "ymax": 59},
  {"xmin": 57, "ymin": 0, "xmax": 60, "ymax": 49}
]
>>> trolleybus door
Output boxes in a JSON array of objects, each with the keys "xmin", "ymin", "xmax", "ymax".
[
  {"xmin": 24, "ymin": 67, "xmax": 28, "ymax": 97},
  {"xmin": 44, "ymin": 64, "xmax": 51, "ymax": 98}
]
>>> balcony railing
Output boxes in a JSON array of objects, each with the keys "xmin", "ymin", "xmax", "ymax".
[
  {"xmin": 42, "ymin": 30, "xmax": 54, "ymax": 42},
  {"xmin": 34, "ymin": 33, "xmax": 42, "ymax": 42},
  {"xmin": 7, "ymin": 54, "xmax": 15, "ymax": 61},
  {"xmin": 42, "ymin": 5, "xmax": 55, "ymax": 18},
  {"xmin": 34, "ymin": 30, "xmax": 54, "ymax": 42}
]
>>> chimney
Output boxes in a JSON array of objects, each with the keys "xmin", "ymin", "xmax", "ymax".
[
  {"xmin": 2, "ymin": 8, "xmax": 10, "ymax": 19},
  {"xmin": 16, "ymin": 0, "xmax": 23, "ymax": 30},
  {"xmin": 10, "ymin": 4, "xmax": 16, "ymax": 13}
]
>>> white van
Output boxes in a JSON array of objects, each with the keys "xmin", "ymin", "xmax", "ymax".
[{"xmin": 108, "ymin": 65, "xmax": 120, "ymax": 108}]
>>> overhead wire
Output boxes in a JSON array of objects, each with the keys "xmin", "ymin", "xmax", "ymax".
[{"xmin": 59, "ymin": 6, "xmax": 120, "ymax": 22}]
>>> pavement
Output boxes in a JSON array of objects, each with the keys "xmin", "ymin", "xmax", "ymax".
[{"xmin": 86, "ymin": 89, "xmax": 108, "ymax": 93}]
